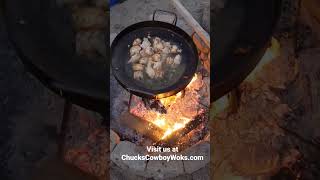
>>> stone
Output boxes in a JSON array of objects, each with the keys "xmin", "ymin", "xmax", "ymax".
[
  {"xmin": 110, "ymin": 141, "xmax": 147, "ymax": 174},
  {"xmin": 229, "ymin": 143, "xmax": 280, "ymax": 176},
  {"xmin": 201, "ymin": 1, "xmax": 210, "ymax": 32},
  {"xmin": 145, "ymin": 154, "xmax": 184, "ymax": 179},
  {"xmin": 110, "ymin": 130, "xmax": 120, "ymax": 152},
  {"xmin": 192, "ymin": 165, "xmax": 210, "ymax": 180},
  {"xmin": 110, "ymin": 162, "xmax": 147, "ymax": 180},
  {"xmin": 182, "ymin": 142, "xmax": 210, "ymax": 174},
  {"xmin": 168, "ymin": 174, "xmax": 193, "ymax": 180}
]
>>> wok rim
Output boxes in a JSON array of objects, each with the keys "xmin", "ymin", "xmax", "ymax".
[
  {"xmin": 111, "ymin": 21, "xmax": 199, "ymax": 99},
  {"xmin": 2, "ymin": 0, "xmax": 109, "ymax": 113},
  {"xmin": 212, "ymin": 0, "xmax": 282, "ymax": 102}
]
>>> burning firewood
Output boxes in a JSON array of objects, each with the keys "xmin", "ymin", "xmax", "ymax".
[
  {"xmin": 154, "ymin": 111, "xmax": 208, "ymax": 148},
  {"xmin": 143, "ymin": 99, "xmax": 167, "ymax": 114},
  {"xmin": 119, "ymin": 111, "xmax": 165, "ymax": 141}
]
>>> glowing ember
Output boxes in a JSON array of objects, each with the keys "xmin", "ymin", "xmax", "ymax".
[
  {"xmin": 159, "ymin": 91, "xmax": 183, "ymax": 108},
  {"xmin": 153, "ymin": 117, "xmax": 166, "ymax": 127},
  {"xmin": 161, "ymin": 123, "xmax": 185, "ymax": 139},
  {"xmin": 161, "ymin": 117, "xmax": 191, "ymax": 140},
  {"xmin": 158, "ymin": 73, "xmax": 199, "ymax": 108},
  {"xmin": 153, "ymin": 114, "xmax": 170, "ymax": 130},
  {"xmin": 132, "ymin": 73, "xmax": 201, "ymax": 140}
]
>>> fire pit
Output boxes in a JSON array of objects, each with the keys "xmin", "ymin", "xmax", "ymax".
[
  {"xmin": 110, "ymin": 8, "xmax": 210, "ymax": 178},
  {"xmin": 110, "ymin": 66, "xmax": 210, "ymax": 178},
  {"xmin": 117, "ymin": 71, "xmax": 209, "ymax": 146}
]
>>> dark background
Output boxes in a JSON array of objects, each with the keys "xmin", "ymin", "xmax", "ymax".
[{"xmin": 0, "ymin": 7, "xmax": 65, "ymax": 180}]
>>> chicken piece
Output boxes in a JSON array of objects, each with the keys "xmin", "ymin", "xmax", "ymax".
[
  {"xmin": 152, "ymin": 37, "xmax": 164, "ymax": 51},
  {"xmin": 141, "ymin": 38, "xmax": 151, "ymax": 49},
  {"xmin": 134, "ymin": 71, "xmax": 143, "ymax": 80},
  {"xmin": 166, "ymin": 57, "xmax": 174, "ymax": 65},
  {"xmin": 132, "ymin": 63, "xmax": 144, "ymax": 71},
  {"xmin": 160, "ymin": 53, "xmax": 169, "ymax": 62},
  {"xmin": 140, "ymin": 49, "xmax": 147, "ymax": 57},
  {"xmin": 171, "ymin": 45, "xmax": 178, "ymax": 53},
  {"xmin": 153, "ymin": 61, "xmax": 163, "ymax": 70},
  {"xmin": 162, "ymin": 46, "xmax": 170, "ymax": 54},
  {"xmin": 152, "ymin": 53, "xmax": 161, "ymax": 62},
  {"xmin": 153, "ymin": 37, "xmax": 161, "ymax": 44},
  {"xmin": 154, "ymin": 41, "xmax": 164, "ymax": 51},
  {"xmin": 145, "ymin": 46, "xmax": 154, "ymax": 56},
  {"xmin": 173, "ymin": 54, "xmax": 182, "ymax": 65},
  {"xmin": 139, "ymin": 57, "xmax": 148, "ymax": 65},
  {"xmin": 146, "ymin": 61, "xmax": 156, "ymax": 79},
  {"xmin": 130, "ymin": 45, "xmax": 141, "ymax": 56},
  {"xmin": 164, "ymin": 41, "xmax": 171, "ymax": 48},
  {"xmin": 128, "ymin": 54, "xmax": 141, "ymax": 64},
  {"xmin": 133, "ymin": 38, "xmax": 142, "ymax": 46}
]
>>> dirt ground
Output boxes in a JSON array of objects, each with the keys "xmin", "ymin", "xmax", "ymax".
[{"xmin": 211, "ymin": 0, "xmax": 320, "ymax": 179}]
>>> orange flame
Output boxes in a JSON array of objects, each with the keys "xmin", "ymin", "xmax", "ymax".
[
  {"xmin": 161, "ymin": 117, "xmax": 191, "ymax": 140},
  {"xmin": 159, "ymin": 91, "xmax": 183, "ymax": 108},
  {"xmin": 152, "ymin": 74, "xmax": 198, "ymax": 139}
]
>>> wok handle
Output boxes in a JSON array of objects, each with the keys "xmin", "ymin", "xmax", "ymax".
[{"xmin": 152, "ymin": 9, "xmax": 177, "ymax": 26}]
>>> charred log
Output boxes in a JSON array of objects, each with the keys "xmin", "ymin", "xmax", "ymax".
[
  {"xmin": 143, "ymin": 98, "xmax": 167, "ymax": 114},
  {"xmin": 119, "ymin": 111, "xmax": 164, "ymax": 141},
  {"xmin": 155, "ymin": 111, "xmax": 208, "ymax": 147}
]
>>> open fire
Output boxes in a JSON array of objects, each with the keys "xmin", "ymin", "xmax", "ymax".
[{"xmin": 129, "ymin": 73, "xmax": 207, "ymax": 142}]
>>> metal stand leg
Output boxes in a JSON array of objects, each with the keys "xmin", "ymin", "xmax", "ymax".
[
  {"xmin": 128, "ymin": 93, "xmax": 133, "ymax": 111},
  {"xmin": 181, "ymin": 90, "xmax": 186, "ymax": 98}
]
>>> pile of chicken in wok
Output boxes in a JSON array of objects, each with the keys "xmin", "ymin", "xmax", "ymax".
[{"xmin": 128, "ymin": 36, "xmax": 183, "ymax": 81}]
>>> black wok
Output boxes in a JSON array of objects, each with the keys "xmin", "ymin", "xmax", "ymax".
[
  {"xmin": 2, "ymin": 0, "xmax": 109, "ymax": 114},
  {"xmin": 212, "ymin": 0, "xmax": 281, "ymax": 101},
  {"xmin": 111, "ymin": 11, "xmax": 198, "ymax": 99}
]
